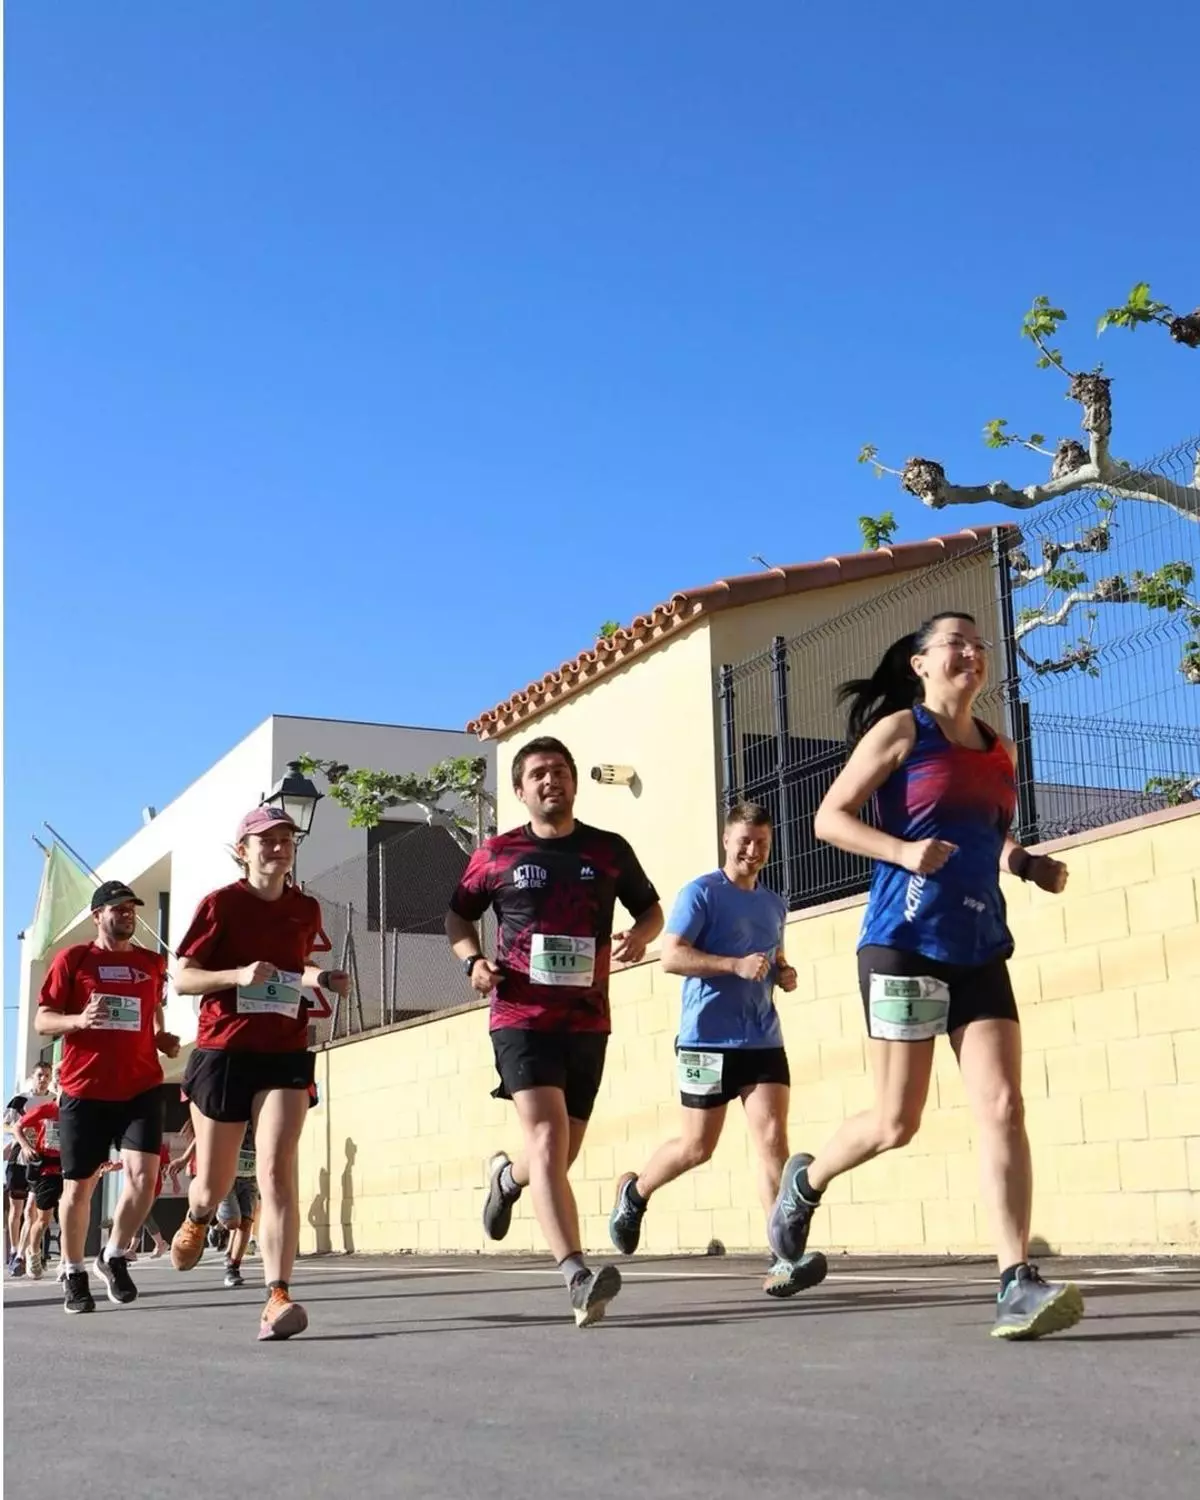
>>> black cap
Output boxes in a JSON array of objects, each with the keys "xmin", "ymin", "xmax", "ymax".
[{"xmin": 90, "ymin": 881, "xmax": 144, "ymax": 912}]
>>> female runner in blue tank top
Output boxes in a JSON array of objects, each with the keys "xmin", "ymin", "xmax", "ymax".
[{"xmin": 768, "ymin": 611, "xmax": 1084, "ymax": 1340}]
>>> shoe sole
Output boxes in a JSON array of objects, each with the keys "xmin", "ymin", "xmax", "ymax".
[
  {"xmin": 27, "ymin": 1262, "xmax": 44, "ymax": 1281},
  {"xmin": 991, "ymin": 1282, "xmax": 1085, "ymax": 1341},
  {"xmin": 93, "ymin": 1255, "xmax": 138, "ymax": 1306},
  {"xmin": 574, "ymin": 1264, "xmax": 622, "ymax": 1328},
  {"xmin": 767, "ymin": 1152, "xmax": 815, "ymax": 1261},
  {"xmin": 170, "ymin": 1232, "xmax": 207, "ymax": 1272},
  {"xmin": 482, "ymin": 1152, "xmax": 514, "ymax": 1241},
  {"xmin": 608, "ymin": 1173, "xmax": 642, "ymax": 1255},
  {"xmin": 763, "ymin": 1250, "xmax": 829, "ymax": 1299},
  {"xmin": 63, "ymin": 1300, "xmax": 96, "ymax": 1315},
  {"xmin": 258, "ymin": 1302, "xmax": 309, "ymax": 1341}
]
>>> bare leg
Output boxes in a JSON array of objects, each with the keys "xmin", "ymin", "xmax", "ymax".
[
  {"xmin": 509, "ymin": 1088, "xmax": 583, "ymax": 1263},
  {"xmin": 186, "ymin": 1106, "xmax": 243, "ymax": 1220},
  {"xmin": 634, "ymin": 1106, "xmax": 727, "ymax": 1200},
  {"xmin": 952, "ymin": 1019, "xmax": 1029, "ymax": 1271},
  {"xmin": 806, "ymin": 1039, "xmax": 936, "ymax": 1193},
  {"xmin": 108, "ymin": 1150, "xmax": 159, "ymax": 1252},
  {"xmin": 251, "ymin": 1088, "xmax": 309, "ymax": 1287},
  {"xmin": 60, "ymin": 1177, "xmax": 98, "ymax": 1265},
  {"xmin": 740, "ymin": 1084, "xmax": 791, "ymax": 1227},
  {"xmin": 509, "ymin": 1115, "xmax": 589, "ymax": 1185}
]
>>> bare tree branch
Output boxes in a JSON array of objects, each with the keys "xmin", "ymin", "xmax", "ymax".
[{"xmin": 903, "ymin": 453, "xmax": 1200, "ymax": 521}]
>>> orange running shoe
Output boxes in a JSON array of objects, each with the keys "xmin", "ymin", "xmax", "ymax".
[
  {"xmin": 258, "ymin": 1287, "xmax": 308, "ymax": 1342},
  {"xmin": 170, "ymin": 1216, "xmax": 209, "ymax": 1271}
]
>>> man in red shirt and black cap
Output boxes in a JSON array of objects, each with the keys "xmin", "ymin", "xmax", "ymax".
[{"xmin": 35, "ymin": 880, "xmax": 180, "ymax": 1315}]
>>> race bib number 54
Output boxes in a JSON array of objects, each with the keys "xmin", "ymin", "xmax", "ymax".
[
  {"xmin": 868, "ymin": 973, "xmax": 950, "ymax": 1042},
  {"xmin": 677, "ymin": 1050, "xmax": 724, "ymax": 1098}
]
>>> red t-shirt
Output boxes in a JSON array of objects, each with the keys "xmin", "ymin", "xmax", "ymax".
[
  {"xmin": 38, "ymin": 944, "xmax": 166, "ymax": 1101},
  {"xmin": 19, "ymin": 1101, "xmax": 62, "ymax": 1175},
  {"xmin": 179, "ymin": 881, "xmax": 323, "ymax": 1053}
]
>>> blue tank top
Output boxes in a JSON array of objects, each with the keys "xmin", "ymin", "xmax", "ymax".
[{"xmin": 858, "ymin": 705, "xmax": 1016, "ymax": 966}]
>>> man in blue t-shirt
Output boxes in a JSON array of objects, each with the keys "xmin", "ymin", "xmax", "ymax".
[{"xmin": 607, "ymin": 803, "xmax": 827, "ymax": 1299}]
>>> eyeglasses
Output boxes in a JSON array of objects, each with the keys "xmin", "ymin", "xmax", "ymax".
[{"xmin": 925, "ymin": 633, "xmax": 992, "ymax": 654}]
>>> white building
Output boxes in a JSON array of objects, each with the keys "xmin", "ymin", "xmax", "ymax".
[{"xmin": 15, "ymin": 714, "xmax": 493, "ymax": 1084}]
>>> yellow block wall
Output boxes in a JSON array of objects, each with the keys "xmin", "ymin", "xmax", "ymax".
[{"xmin": 299, "ymin": 809, "xmax": 1200, "ymax": 1256}]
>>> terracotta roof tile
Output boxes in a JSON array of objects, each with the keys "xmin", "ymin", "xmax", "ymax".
[{"xmin": 467, "ymin": 524, "xmax": 1016, "ymax": 739}]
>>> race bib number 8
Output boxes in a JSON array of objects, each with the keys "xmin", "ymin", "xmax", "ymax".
[
  {"xmin": 529, "ymin": 936, "xmax": 596, "ymax": 987},
  {"xmin": 868, "ymin": 973, "xmax": 951, "ymax": 1042},
  {"xmin": 236, "ymin": 970, "xmax": 303, "ymax": 1017},
  {"xmin": 94, "ymin": 993, "xmax": 142, "ymax": 1031},
  {"xmin": 677, "ymin": 1049, "xmax": 724, "ymax": 1098}
]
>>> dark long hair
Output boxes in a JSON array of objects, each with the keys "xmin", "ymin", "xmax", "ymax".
[{"xmin": 837, "ymin": 611, "xmax": 977, "ymax": 746}]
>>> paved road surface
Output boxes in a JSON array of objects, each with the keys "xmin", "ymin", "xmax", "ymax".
[{"xmin": 6, "ymin": 1253, "xmax": 1198, "ymax": 1500}]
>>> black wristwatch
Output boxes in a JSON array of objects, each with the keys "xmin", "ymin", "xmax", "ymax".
[{"xmin": 463, "ymin": 954, "xmax": 486, "ymax": 977}]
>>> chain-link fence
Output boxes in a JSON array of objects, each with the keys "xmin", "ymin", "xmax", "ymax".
[
  {"xmin": 304, "ymin": 820, "xmax": 495, "ymax": 1045},
  {"xmin": 717, "ymin": 437, "xmax": 1200, "ymax": 910}
]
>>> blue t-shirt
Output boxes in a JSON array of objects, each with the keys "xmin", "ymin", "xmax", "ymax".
[{"xmin": 668, "ymin": 871, "xmax": 788, "ymax": 1049}]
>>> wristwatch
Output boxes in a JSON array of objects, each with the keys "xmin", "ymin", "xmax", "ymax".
[{"xmin": 463, "ymin": 954, "xmax": 486, "ymax": 976}]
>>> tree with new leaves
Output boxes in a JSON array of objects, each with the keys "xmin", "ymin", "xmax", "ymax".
[
  {"xmin": 858, "ymin": 283, "xmax": 1200, "ymax": 682},
  {"xmin": 297, "ymin": 755, "xmax": 496, "ymax": 855},
  {"xmin": 858, "ymin": 512, "xmax": 898, "ymax": 550}
]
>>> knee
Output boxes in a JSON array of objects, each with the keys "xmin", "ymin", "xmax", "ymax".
[
  {"xmin": 977, "ymin": 1084, "xmax": 1024, "ymax": 1135},
  {"xmin": 873, "ymin": 1111, "xmax": 922, "ymax": 1152},
  {"xmin": 681, "ymin": 1133, "xmax": 717, "ymax": 1170},
  {"xmin": 256, "ymin": 1158, "xmax": 295, "ymax": 1200},
  {"xmin": 240, "ymin": 1216, "xmax": 255, "ymax": 1234},
  {"xmin": 525, "ymin": 1121, "xmax": 566, "ymax": 1172}
]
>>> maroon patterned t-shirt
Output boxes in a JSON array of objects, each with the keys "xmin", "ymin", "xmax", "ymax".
[{"xmin": 449, "ymin": 822, "xmax": 659, "ymax": 1034}]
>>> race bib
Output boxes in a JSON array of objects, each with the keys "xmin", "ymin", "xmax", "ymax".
[
  {"xmin": 236, "ymin": 1148, "xmax": 257, "ymax": 1178},
  {"xmin": 868, "ymin": 973, "xmax": 951, "ymax": 1042},
  {"xmin": 94, "ymin": 993, "xmax": 142, "ymax": 1031},
  {"xmin": 43, "ymin": 1121, "xmax": 61, "ymax": 1153},
  {"xmin": 677, "ymin": 1049, "xmax": 725, "ymax": 1098},
  {"xmin": 236, "ymin": 970, "xmax": 303, "ymax": 1017},
  {"xmin": 529, "ymin": 936, "xmax": 596, "ymax": 987}
]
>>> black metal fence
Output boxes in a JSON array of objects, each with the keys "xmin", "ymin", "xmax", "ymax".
[{"xmin": 718, "ymin": 437, "xmax": 1200, "ymax": 910}]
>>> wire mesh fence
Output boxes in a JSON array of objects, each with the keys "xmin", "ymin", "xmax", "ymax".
[
  {"xmin": 717, "ymin": 437, "xmax": 1200, "ymax": 910},
  {"xmin": 303, "ymin": 820, "xmax": 495, "ymax": 1046}
]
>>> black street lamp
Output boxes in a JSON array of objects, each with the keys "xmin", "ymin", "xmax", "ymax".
[{"xmin": 261, "ymin": 760, "xmax": 324, "ymax": 839}]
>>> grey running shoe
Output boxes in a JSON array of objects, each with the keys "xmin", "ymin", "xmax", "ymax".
[
  {"xmin": 767, "ymin": 1152, "xmax": 818, "ymax": 1262},
  {"xmin": 63, "ymin": 1270, "xmax": 96, "ymax": 1315},
  {"xmin": 570, "ymin": 1264, "xmax": 622, "ymax": 1328},
  {"xmin": 482, "ymin": 1152, "xmax": 521, "ymax": 1241},
  {"xmin": 991, "ymin": 1265, "xmax": 1084, "ymax": 1341},
  {"xmin": 93, "ymin": 1252, "xmax": 138, "ymax": 1305},
  {"xmin": 762, "ymin": 1251, "xmax": 829, "ymax": 1299},
  {"xmin": 609, "ymin": 1172, "xmax": 646, "ymax": 1255},
  {"xmin": 224, "ymin": 1263, "xmax": 245, "ymax": 1289},
  {"xmin": 26, "ymin": 1247, "xmax": 44, "ymax": 1280}
]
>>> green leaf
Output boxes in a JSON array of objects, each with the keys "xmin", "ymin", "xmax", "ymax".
[
  {"xmin": 1028, "ymin": 432, "xmax": 1046, "ymax": 447},
  {"xmin": 857, "ymin": 443, "xmax": 878, "ymax": 465},
  {"xmin": 983, "ymin": 418, "xmax": 1010, "ymax": 449}
]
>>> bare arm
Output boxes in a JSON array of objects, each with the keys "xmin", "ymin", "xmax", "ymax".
[
  {"xmin": 812, "ymin": 711, "xmax": 917, "ymax": 864},
  {"xmin": 445, "ymin": 911, "xmax": 500, "ymax": 997},
  {"xmin": 12, "ymin": 1126, "xmax": 40, "ymax": 1158},
  {"xmin": 613, "ymin": 902, "xmax": 664, "ymax": 965},
  {"xmin": 172, "ymin": 956, "xmax": 258, "ymax": 996},
  {"xmin": 34, "ymin": 998, "xmax": 104, "ymax": 1037},
  {"xmin": 997, "ymin": 739, "xmax": 1068, "ymax": 893},
  {"xmin": 660, "ymin": 933, "xmax": 744, "ymax": 979}
]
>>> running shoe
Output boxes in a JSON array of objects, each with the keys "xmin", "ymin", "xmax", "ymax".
[
  {"xmin": 171, "ymin": 1215, "xmax": 209, "ymax": 1271},
  {"xmin": 767, "ymin": 1152, "xmax": 819, "ymax": 1263},
  {"xmin": 93, "ymin": 1251, "xmax": 138, "ymax": 1305},
  {"xmin": 207, "ymin": 1223, "xmax": 230, "ymax": 1251},
  {"xmin": 258, "ymin": 1288, "xmax": 309, "ymax": 1341},
  {"xmin": 608, "ymin": 1172, "xmax": 646, "ymax": 1255},
  {"xmin": 63, "ymin": 1270, "xmax": 95, "ymax": 1315},
  {"xmin": 9, "ymin": 1254, "xmax": 24, "ymax": 1278},
  {"xmin": 762, "ymin": 1251, "xmax": 829, "ymax": 1299},
  {"xmin": 570, "ymin": 1264, "xmax": 622, "ymax": 1328},
  {"xmin": 26, "ymin": 1247, "xmax": 44, "ymax": 1280},
  {"xmin": 482, "ymin": 1152, "xmax": 521, "ymax": 1241},
  {"xmin": 991, "ymin": 1265, "xmax": 1085, "ymax": 1341},
  {"xmin": 224, "ymin": 1262, "xmax": 245, "ymax": 1289}
]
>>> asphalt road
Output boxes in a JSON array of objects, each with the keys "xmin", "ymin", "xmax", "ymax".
[{"xmin": 5, "ymin": 1252, "xmax": 1198, "ymax": 1500}]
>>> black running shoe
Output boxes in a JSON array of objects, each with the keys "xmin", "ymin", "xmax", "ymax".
[
  {"xmin": 93, "ymin": 1252, "xmax": 138, "ymax": 1305},
  {"xmin": 608, "ymin": 1172, "xmax": 646, "ymax": 1255},
  {"xmin": 991, "ymin": 1265, "xmax": 1084, "ymax": 1341},
  {"xmin": 763, "ymin": 1251, "xmax": 829, "ymax": 1299},
  {"xmin": 482, "ymin": 1152, "xmax": 521, "ymax": 1241},
  {"xmin": 570, "ymin": 1264, "xmax": 622, "ymax": 1328},
  {"xmin": 63, "ymin": 1270, "xmax": 95, "ymax": 1315},
  {"xmin": 224, "ymin": 1263, "xmax": 245, "ymax": 1289},
  {"xmin": 767, "ymin": 1152, "xmax": 819, "ymax": 1262}
]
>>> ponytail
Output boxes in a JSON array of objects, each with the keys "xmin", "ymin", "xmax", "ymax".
[{"xmin": 837, "ymin": 610, "xmax": 977, "ymax": 746}]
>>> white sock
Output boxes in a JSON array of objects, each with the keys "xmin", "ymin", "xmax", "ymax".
[
  {"xmin": 103, "ymin": 1237, "xmax": 125, "ymax": 1262},
  {"xmin": 65, "ymin": 1260, "xmax": 85, "ymax": 1274}
]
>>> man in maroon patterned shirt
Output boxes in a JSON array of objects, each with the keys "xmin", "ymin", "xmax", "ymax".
[{"xmin": 446, "ymin": 735, "xmax": 662, "ymax": 1328}]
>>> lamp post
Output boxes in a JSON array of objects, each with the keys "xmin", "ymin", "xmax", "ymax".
[{"xmin": 260, "ymin": 760, "xmax": 324, "ymax": 841}]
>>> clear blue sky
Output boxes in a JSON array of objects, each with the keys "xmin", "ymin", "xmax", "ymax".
[{"xmin": 6, "ymin": 0, "xmax": 1198, "ymax": 1083}]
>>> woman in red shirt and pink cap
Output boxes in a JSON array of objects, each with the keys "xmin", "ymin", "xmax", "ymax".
[{"xmin": 169, "ymin": 806, "xmax": 349, "ymax": 1342}]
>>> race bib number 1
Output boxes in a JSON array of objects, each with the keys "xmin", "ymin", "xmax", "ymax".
[
  {"xmin": 677, "ymin": 1049, "xmax": 724, "ymax": 1098},
  {"xmin": 529, "ymin": 936, "xmax": 596, "ymax": 987},
  {"xmin": 94, "ymin": 993, "xmax": 142, "ymax": 1031},
  {"xmin": 868, "ymin": 973, "xmax": 951, "ymax": 1042},
  {"xmin": 236, "ymin": 970, "xmax": 303, "ymax": 1017}
]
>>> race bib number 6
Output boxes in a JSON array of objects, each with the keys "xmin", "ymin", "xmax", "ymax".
[
  {"xmin": 236, "ymin": 970, "xmax": 303, "ymax": 1017},
  {"xmin": 868, "ymin": 973, "xmax": 951, "ymax": 1042},
  {"xmin": 529, "ymin": 936, "xmax": 596, "ymax": 987}
]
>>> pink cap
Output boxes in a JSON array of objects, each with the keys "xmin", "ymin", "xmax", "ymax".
[{"xmin": 235, "ymin": 806, "xmax": 298, "ymax": 842}]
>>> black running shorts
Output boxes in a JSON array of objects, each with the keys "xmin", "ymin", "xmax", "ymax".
[
  {"xmin": 857, "ymin": 946, "xmax": 1019, "ymax": 1042},
  {"xmin": 182, "ymin": 1047, "xmax": 317, "ymax": 1124},
  {"xmin": 676, "ymin": 1044, "xmax": 791, "ymax": 1110},
  {"xmin": 29, "ymin": 1168, "xmax": 64, "ymax": 1212},
  {"xmin": 58, "ymin": 1089, "xmax": 165, "ymax": 1180},
  {"xmin": 490, "ymin": 1029, "xmax": 609, "ymax": 1122},
  {"xmin": 5, "ymin": 1160, "xmax": 29, "ymax": 1199}
]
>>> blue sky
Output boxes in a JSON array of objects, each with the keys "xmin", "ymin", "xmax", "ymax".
[{"xmin": 5, "ymin": 1, "xmax": 1198, "ymax": 1082}]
